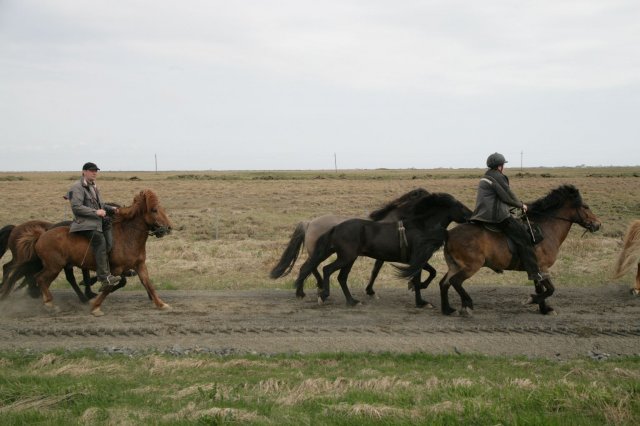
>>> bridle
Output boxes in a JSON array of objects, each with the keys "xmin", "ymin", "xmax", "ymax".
[
  {"xmin": 148, "ymin": 221, "xmax": 171, "ymax": 237},
  {"xmin": 534, "ymin": 205, "xmax": 598, "ymax": 233}
]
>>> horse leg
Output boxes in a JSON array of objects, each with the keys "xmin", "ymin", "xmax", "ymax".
[
  {"xmin": 420, "ymin": 262, "xmax": 437, "ymax": 290},
  {"xmin": 336, "ymin": 261, "xmax": 360, "ymax": 306},
  {"xmin": 532, "ymin": 278, "xmax": 555, "ymax": 315},
  {"xmin": 312, "ymin": 268, "xmax": 322, "ymax": 289},
  {"xmin": 26, "ymin": 275, "xmax": 41, "ymax": 298},
  {"xmin": 110, "ymin": 277, "xmax": 127, "ymax": 293},
  {"xmin": 293, "ymin": 259, "xmax": 313, "ymax": 299},
  {"xmin": 63, "ymin": 265, "xmax": 89, "ymax": 303},
  {"xmin": 35, "ymin": 268, "xmax": 59, "ymax": 310},
  {"xmin": 320, "ymin": 257, "xmax": 352, "ymax": 304},
  {"xmin": 365, "ymin": 260, "xmax": 384, "ymax": 297},
  {"xmin": 449, "ymin": 272, "xmax": 474, "ymax": 317},
  {"xmin": 81, "ymin": 268, "xmax": 98, "ymax": 300},
  {"xmin": 633, "ymin": 264, "xmax": 640, "ymax": 296},
  {"xmin": 439, "ymin": 274, "xmax": 456, "ymax": 315},
  {"xmin": 91, "ymin": 263, "xmax": 167, "ymax": 317},
  {"xmin": 412, "ymin": 274, "xmax": 433, "ymax": 308}
]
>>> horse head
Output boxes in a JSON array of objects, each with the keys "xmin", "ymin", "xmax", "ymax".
[
  {"xmin": 122, "ymin": 190, "xmax": 173, "ymax": 238},
  {"xmin": 529, "ymin": 185, "xmax": 601, "ymax": 232},
  {"xmin": 573, "ymin": 202, "xmax": 601, "ymax": 233}
]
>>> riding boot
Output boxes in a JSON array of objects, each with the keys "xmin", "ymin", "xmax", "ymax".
[{"xmin": 90, "ymin": 230, "xmax": 119, "ymax": 291}]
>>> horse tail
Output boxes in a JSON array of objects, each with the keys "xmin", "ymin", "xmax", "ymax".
[
  {"xmin": 0, "ymin": 224, "xmax": 15, "ymax": 258},
  {"xmin": 612, "ymin": 220, "xmax": 640, "ymax": 279},
  {"xmin": 1, "ymin": 228, "xmax": 45, "ymax": 298},
  {"xmin": 295, "ymin": 228, "xmax": 335, "ymax": 285},
  {"xmin": 16, "ymin": 227, "xmax": 45, "ymax": 264},
  {"xmin": 270, "ymin": 221, "xmax": 308, "ymax": 279}
]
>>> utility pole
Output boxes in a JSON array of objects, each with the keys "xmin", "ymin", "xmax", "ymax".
[
  {"xmin": 520, "ymin": 150, "xmax": 523, "ymax": 172},
  {"xmin": 155, "ymin": 154, "xmax": 158, "ymax": 174},
  {"xmin": 334, "ymin": 153, "xmax": 338, "ymax": 173}
]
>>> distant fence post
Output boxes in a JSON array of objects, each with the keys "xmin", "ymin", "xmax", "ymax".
[{"xmin": 213, "ymin": 209, "xmax": 219, "ymax": 240}]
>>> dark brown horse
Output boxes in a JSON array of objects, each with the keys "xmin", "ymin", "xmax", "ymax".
[
  {"xmin": 435, "ymin": 185, "xmax": 601, "ymax": 316},
  {"xmin": 270, "ymin": 188, "xmax": 437, "ymax": 298},
  {"xmin": 4, "ymin": 190, "xmax": 173, "ymax": 316},
  {"xmin": 1, "ymin": 221, "xmax": 99, "ymax": 302},
  {"xmin": 613, "ymin": 219, "xmax": 640, "ymax": 295}
]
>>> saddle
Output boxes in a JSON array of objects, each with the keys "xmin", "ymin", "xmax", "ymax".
[{"xmin": 471, "ymin": 219, "xmax": 544, "ymax": 270}]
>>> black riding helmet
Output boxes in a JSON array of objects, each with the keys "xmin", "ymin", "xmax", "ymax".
[{"xmin": 486, "ymin": 153, "xmax": 507, "ymax": 169}]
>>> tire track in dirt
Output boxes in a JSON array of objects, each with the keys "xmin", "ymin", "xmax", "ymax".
[{"xmin": 1, "ymin": 285, "xmax": 639, "ymax": 358}]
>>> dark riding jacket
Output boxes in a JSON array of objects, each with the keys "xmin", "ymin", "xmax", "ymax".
[
  {"xmin": 68, "ymin": 179, "xmax": 116, "ymax": 233},
  {"xmin": 470, "ymin": 168, "xmax": 524, "ymax": 223}
]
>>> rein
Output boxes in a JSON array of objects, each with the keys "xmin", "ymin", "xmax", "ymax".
[{"xmin": 530, "ymin": 206, "xmax": 593, "ymax": 235}]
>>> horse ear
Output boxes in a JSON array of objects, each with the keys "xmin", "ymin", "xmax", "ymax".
[{"xmin": 143, "ymin": 190, "xmax": 159, "ymax": 211}]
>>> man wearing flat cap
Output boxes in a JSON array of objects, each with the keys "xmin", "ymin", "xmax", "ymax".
[{"xmin": 68, "ymin": 162, "xmax": 120, "ymax": 292}]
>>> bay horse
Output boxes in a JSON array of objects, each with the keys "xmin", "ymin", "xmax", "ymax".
[
  {"xmin": 1, "ymin": 221, "xmax": 98, "ymax": 302},
  {"xmin": 270, "ymin": 188, "xmax": 437, "ymax": 298},
  {"xmin": 612, "ymin": 220, "xmax": 640, "ymax": 295},
  {"xmin": 434, "ymin": 185, "xmax": 601, "ymax": 316},
  {"xmin": 296, "ymin": 192, "xmax": 472, "ymax": 307},
  {"xmin": 3, "ymin": 190, "xmax": 172, "ymax": 316}
]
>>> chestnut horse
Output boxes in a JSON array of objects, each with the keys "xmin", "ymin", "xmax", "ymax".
[
  {"xmin": 435, "ymin": 185, "xmax": 601, "ymax": 316},
  {"xmin": 3, "ymin": 190, "xmax": 172, "ymax": 316},
  {"xmin": 612, "ymin": 220, "xmax": 640, "ymax": 295},
  {"xmin": 270, "ymin": 188, "xmax": 437, "ymax": 298},
  {"xmin": 1, "ymin": 221, "xmax": 98, "ymax": 302}
]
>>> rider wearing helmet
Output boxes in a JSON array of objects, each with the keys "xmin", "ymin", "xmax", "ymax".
[{"xmin": 470, "ymin": 153, "xmax": 544, "ymax": 282}]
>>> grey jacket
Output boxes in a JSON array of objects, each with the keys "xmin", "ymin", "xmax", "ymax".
[
  {"xmin": 470, "ymin": 169, "xmax": 523, "ymax": 223},
  {"xmin": 68, "ymin": 178, "xmax": 115, "ymax": 232}
]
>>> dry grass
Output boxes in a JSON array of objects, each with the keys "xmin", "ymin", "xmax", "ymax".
[{"xmin": 1, "ymin": 168, "xmax": 639, "ymax": 291}]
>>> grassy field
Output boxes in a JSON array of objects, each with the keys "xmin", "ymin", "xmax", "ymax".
[
  {"xmin": 0, "ymin": 350, "xmax": 639, "ymax": 425},
  {"xmin": 1, "ymin": 167, "xmax": 639, "ymax": 291},
  {"xmin": 1, "ymin": 168, "xmax": 639, "ymax": 424}
]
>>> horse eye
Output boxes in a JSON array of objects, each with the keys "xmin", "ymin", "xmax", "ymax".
[{"xmin": 151, "ymin": 208, "xmax": 158, "ymax": 213}]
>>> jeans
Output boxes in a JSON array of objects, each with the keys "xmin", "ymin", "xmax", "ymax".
[{"xmin": 75, "ymin": 229, "xmax": 112, "ymax": 280}]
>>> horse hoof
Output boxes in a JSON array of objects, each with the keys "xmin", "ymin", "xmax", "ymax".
[
  {"xmin": 523, "ymin": 296, "xmax": 535, "ymax": 305},
  {"xmin": 317, "ymin": 297, "xmax": 325, "ymax": 305},
  {"xmin": 159, "ymin": 303, "xmax": 171, "ymax": 310},
  {"xmin": 460, "ymin": 307, "xmax": 473, "ymax": 317},
  {"xmin": 631, "ymin": 289, "xmax": 640, "ymax": 296},
  {"xmin": 43, "ymin": 302, "xmax": 60, "ymax": 313},
  {"xmin": 91, "ymin": 308, "xmax": 104, "ymax": 317}
]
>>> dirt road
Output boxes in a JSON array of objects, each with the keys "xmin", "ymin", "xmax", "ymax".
[{"xmin": 1, "ymin": 285, "xmax": 638, "ymax": 359}]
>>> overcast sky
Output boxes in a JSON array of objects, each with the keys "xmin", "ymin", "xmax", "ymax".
[{"xmin": 1, "ymin": 1, "xmax": 639, "ymax": 171}]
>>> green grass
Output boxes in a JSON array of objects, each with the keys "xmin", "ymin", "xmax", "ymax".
[{"xmin": 1, "ymin": 351, "xmax": 638, "ymax": 425}]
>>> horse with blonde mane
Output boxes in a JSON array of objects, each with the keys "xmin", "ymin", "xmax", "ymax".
[
  {"xmin": 612, "ymin": 220, "xmax": 640, "ymax": 295},
  {"xmin": 2, "ymin": 190, "xmax": 173, "ymax": 316}
]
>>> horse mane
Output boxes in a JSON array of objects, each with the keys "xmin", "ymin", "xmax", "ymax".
[
  {"xmin": 115, "ymin": 190, "xmax": 159, "ymax": 222},
  {"xmin": 528, "ymin": 185, "xmax": 583, "ymax": 218},
  {"xmin": 410, "ymin": 192, "xmax": 458, "ymax": 217},
  {"xmin": 613, "ymin": 220, "xmax": 640, "ymax": 279},
  {"xmin": 368, "ymin": 188, "xmax": 429, "ymax": 221}
]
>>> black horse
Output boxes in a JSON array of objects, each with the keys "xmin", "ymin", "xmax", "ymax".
[
  {"xmin": 270, "ymin": 188, "xmax": 435, "ymax": 298},
  {"xmin": 295, "ymin": 192, "xmax": 472, "ymax": 307}
]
